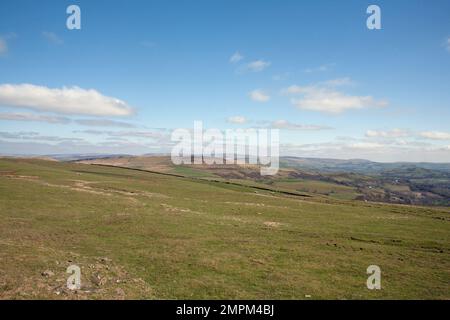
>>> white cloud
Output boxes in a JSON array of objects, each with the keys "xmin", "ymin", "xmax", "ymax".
[
  {"xmin": 349, "ymin": 142, "xmax": 385, "ymax": 149},
  {"xmin": 446, "ymin": 37, "xmax": 450, "ymax": 52},
  {"xmin": 0, "ymin": 112, "xmax": 70, "ymax": 124},
  {"xmin": 304, "ymin": 63, "xmax": 333, "ymax": 73},
  {"xmin": 246, "ymin": 60, "xmax": 271, "ymax": 72},
  {"xmin": 227, "ymin": 116, "xmax": 247, "ymax": 124},
  {"xmin": 0, "ymin": 112, "xmax": 137, "ymax": 128},
  {"xmin": 291, "ymin": 89, "xmax": 386, "ymax": 114},
  {"xmin": 42, "ymin": 31, "xmax": 63, "ymax": 45},
  {"xmin": 282, "ymin": 85, "xmax": 305, "ymax": 95},
  {"xmin": 280, "ymin": 138, "xmax": 450, "ymax": 162},
  {"xmin": 229, "ymin": 51, "xmax": 243, "ymax": 63},
  {"xmin": 420, "ymin": 131, "xmax": 450, "ymax": 140},
  {"xmin": 0, "ymin": 84, "xmax": 134, "ymax": 116},
  {"xmin": 321, "ymin": 77, "xmax": 354, "ymax": 87},
  {"xmin": 269, "ymin": 120, "xmax": 332, "ymax": 131},
  {"xmin": 0, "ymin": 131, "xmax": 83, "ymax": 143},
  {"xmin": 283, "ymin": 82, "xmax": 387, "ymax": 114},
  {"xmin": 0, "ymin": 33, "xmax": 17, "ymax": 55},
  {"xmin": 249, "ymin": 89, "xmax": 270, "ymax": 102},
  {"xmin": 76, "ymin": 130, "xmax": 171, "ymax": 144},
  {"xmin": 75, "ymin": 119, "xmax": 137, "ymax": 128},
  {"xmin": 0, "ymin": 138, "xmax": 174, "ymax": 156},
  {"xmin": 366, "ymin": 129, "xmax": 410, "ymax": 138}
]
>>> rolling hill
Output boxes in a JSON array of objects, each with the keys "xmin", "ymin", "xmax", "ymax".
[
  {"xmin": 0, "ymin": 158, "xmax": 449, "ymax": 299},
  {"xmin": 77, "ymin": 155, "xmax": 450, "ymax": 206}
]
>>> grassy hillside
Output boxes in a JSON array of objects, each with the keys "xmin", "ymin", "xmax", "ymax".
[
  {"xmin": 79, "ymin": 156, "xmax": 450, "ymax": 206},
  {"xmin": 0, "ymin": 158, "xmax": 449, "ymax": 299}
]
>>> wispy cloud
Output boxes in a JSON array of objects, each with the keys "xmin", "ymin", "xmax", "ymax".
[
  {"xmin": 42, "ymin": 31, "xmax": 63, "ymax": 45},
  {"xmin": 265, "ymin": 120, "xmax": 333, "ymax": 131},
  {"xmin": 245, "ymin": 59, "xmax": 271, "ymax": 72},
  {"xmin": 321, "ymin": 77, "xmax": 354, "ymax": 87},
  {"xmin": 365, "ymin": 129, "xmax": 410, "ymax": 138},
  {"xmin": 280, "ymin": 137, "xmax": 450, "ymax": 162},
  {"xmin": 349, "ymin": 142, "xmax": 385, "ymax": 149},
  {"xmin": 229, "ymin": 51, "xmax": 243, "ymax": 63},
  {"xmin": 0, "ymin": 33, "xmax": 17, "ymax": 55},
  {"xmin": 304, "ymin": 63, "xmax": 334, "ymax": 73},
  {"xmin": 365, "ymin": 128, "xmax": 450, "ymax": 145},
  {"xmin": 291, "ymin": 93, "xmax": 386, "ymax": 114},
  {"xmin": 227, "ymin": 116, "xmax": 247, "ymax": 124},
  {"xmin": 282, "ymin": 79, "xmax": 387, "ymax": 114},
  {"xmin": 0, "ymin": 138, "xmax": 173, "ymax": 156},
  {"xmin": 446, "ymin": 37, "xmax": 450, "ymax": 52},
  {"xmin": 0, "ymin": 112, "xmax": 138, "ymax": 129},
  {"xmin": 75, "ymin": 129, "xmax": 171, "ymax": 144},
  {"xmin": 249, "ymin": 89, "xmax": 270, "ymax": 102},
  {"xmin": 0, "ymin": 84, "xmax": 134, "ymax": 116},
  {"xmin": 420, "ymin": 131, "xmax": 450, "ymax": 140},
  {"xmin": 74, "ymin": 119, "xmax": 137, "ymax": 128},
  {"xmin": 0, "ymin": 131, "xmax": 83, "ymax": 143},
  {"xmin": 0, "ymin": 112, "xmax": 70, "ymax": 124}
]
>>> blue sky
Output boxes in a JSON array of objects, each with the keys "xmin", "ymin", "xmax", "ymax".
[{"xmin": 0, "ymin": 0, "xmax": 449, "ymax": 161}]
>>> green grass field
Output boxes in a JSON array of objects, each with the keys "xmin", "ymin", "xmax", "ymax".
[{"xmin": 0, "ymin": 158, "xmax": 449, "ymax": 299}]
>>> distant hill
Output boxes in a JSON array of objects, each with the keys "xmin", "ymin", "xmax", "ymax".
[
  {"xmin": 280, "ymin": 156, "xmax": 450, "ymax": 174},
  {"xmin": 75, "ymin": 155, "xmax": 450, "ymax": 207}
]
